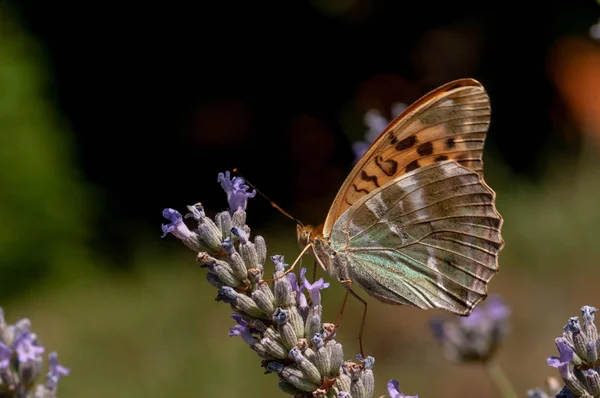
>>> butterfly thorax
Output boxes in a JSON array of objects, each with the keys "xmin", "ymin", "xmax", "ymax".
[
  {"xmin": 296, "ymin": 224, "xmax": 350, "ymax": 281},
  {"xmin": 296, "ymin": 224, "xmax": 347, "ymax": 279},
  {"xmin": 312, "ymin": 237, "xmax": 350, "ymax": 282}
]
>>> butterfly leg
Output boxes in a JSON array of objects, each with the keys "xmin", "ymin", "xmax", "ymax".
[
  {"xmin": 323, "ymin": 279, "xmax": 368, "ymax": 359},
  {"xmin": 259, "ymin": 243, "xmax": 314, "ymax": 285}
]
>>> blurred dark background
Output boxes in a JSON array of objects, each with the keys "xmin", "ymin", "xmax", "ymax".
[
  {"xmin": 2, "ymin": 1, "xmax": 600, "ymax": 397},
  {"xmin": 13, "ymin": 1, "xmax": 597, "ymax": 251}
]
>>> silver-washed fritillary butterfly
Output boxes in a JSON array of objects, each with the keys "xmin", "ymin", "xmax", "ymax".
[{"xmin": 296, "ymin": 78, "xmax": 504, "ymax": 319}]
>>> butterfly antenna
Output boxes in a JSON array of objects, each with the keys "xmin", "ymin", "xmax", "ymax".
[{"xmin": 233, "ymin": 168, "xmax": 305, "ymax": 227}]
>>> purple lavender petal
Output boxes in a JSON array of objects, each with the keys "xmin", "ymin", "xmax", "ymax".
[
  {"xmin": 218, "ymin": 171, "xmax": 256, "ymax": 212},
  {"xmin": 0, "ymin": 342, "xmax": 11, "ymax": 369},
  {"xmin": 387, "ymin": 379, "xmax": 418, "ymax": 398},
  {"xmin": 364, "ymin": 110, "xmax": 389, "ymax": 142},
  {"xmin": 387, "ymin": 380, "xmax": 402, "ymax": 398},
  {"xmin": 220, "ymin": 238, "xmax": 235, "ymax": 256},
  {"xmin": 301, "ymin": 273, "xmax": 330, "ymax": 307},
  {"xmin": 352, "ymin": 141, "xmax": 370, "ymax": 164},
  {"xmin": 231, "ymin": 227, "xmax": 248, "ymax": 244},
  {"xmin": 288, "ymin": 269, "xmax": 308, "ymax": 308},
  {"xmin": 429, "ymin": 318, "xmax": 446, "ymax": 342},
  {"xmin": 486, "ymin": 296, "xmax": 511, "ymax": 321},
  {"xmin": 547, "ymin": 339, "xmax": 574, "ymax": 368},
  {"xmin": 14, "ymin": 332, "xmax": 44, "ymax": 363},
  {"xmin": 48, "ymin": 352, "xmax": 70, "ymax": 377},
  {"xmin": 459, "ymin": 307, "xmax": 484, "ymax": 328},
  {"xmin": 161, "ymin": 208, "xmax": 194, "ymax": 240},
  {"xmin": 228, "ymin": 314, "xmax": 259, "ymax": 346}
]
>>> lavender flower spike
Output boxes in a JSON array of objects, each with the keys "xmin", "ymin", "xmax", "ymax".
[
  {"xmin": 163, "ymin": 170, "xmax": 398, "ymax": 397},
  {"xmin": 430, "ymin": 294, "xmax": 510, "ymax": 362},
  {"xmin": 0, "ymin": 308, "xmax": 69, "ymax": 395},
  {"xmin": 218, "ymin": 171, "xmax": 256, "ymax": 212},
  {"xmin": 387, "ymin": 380, "xmax": 418, "ymax": 398}
]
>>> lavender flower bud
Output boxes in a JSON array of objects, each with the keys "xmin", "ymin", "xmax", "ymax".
[
  {"xmin": 187, "ymin": 204, "xmax": 223, "ymax": 251},
  {"xmin": 277, "ymin": 380, "xmax": 305, "ymax": 396},
  {"xmin": 357, "ymin": 355, "xmax": 375, "ymax": 398},
  {"xmin": 585, "ymin": 369, "xmax": 600, "ymax": 396},
  {"xmin": 271, "ymin": 256, "xmax": 293, "ymax": 307},
  {"xmin": 214, "ymin": 211, "xmax": 233, "ymax": 239},
  {"xmin": 287, "ymin": 306, "xmax": 305, "ymax": 341},
  {"xmin": 251, "ymin": 289, "xmax": 275, "ymax": 316},
  {"xmin": 289, "ymin": 347, "xmax": 322, "ymax": 385},
  {"xmin": 582, "ymin": 306, "xmax": 598, "ymax": 344},
  {"xmin": 216, "ymin": 287, "xmax": 264, "ymax": 319},
  {"xmin": 565, "ymin": 318, "xmax": 588, "ymax": 362},
  {"xmin": 260, "ymin": 337, "xmax": 287, "ymax": 359},
  {"xmin": 232, "ymin": 227, "xmax": 260, "ymax": 269},
  {"xmin": 312, "ymin": 333, "xmax": 325, "ymax": 350},
  {"xmin": 254, "ymin": 236, "xmax": 267, "ymax": 266},
  {"xmin": 586, "ymin": 340, "xmax": 598, "ymax": 364},
  {"xmin": 303, "ymin": 346, "xmax": 316, "ymax": 363},
  {"xmin": 305, "ymin": 306, "xmax": 323, "ymax": 344},
  {"xmin": 228, "ymin": 251, "xmax": 248, "ymax": 281},
  {"xmin": 205, "ymin": 273, "xmax": 224, "ymax": 289},
  {"xmin": 335, "ymin": 373, "xmax": 352, "ymax": 394},
  {"xmin": 231, "ymin": 209, "xmax": 246, "ymax": 228},
  {"xmin": 208, "ymin": 260, "xmax": 241, "ymax": 288},
  {"xmin": 329, "ymin": 343, "xmax": 344, "ymax": 377},
  {"xmin": 274, "ymin": 308, "xmax": 298, "ymax": 351},
  {"xmin": 250, "ymin": 342, "xmax": 270, "ymax": 359},
  {"xmin": 563, "ymin": 371, "xmax": 588, "ymax": 397},
  {"xmin": 261, "ymin": 328, "xmax": 287, "ymax": 359},
  {"xmin": 279, "ymin": 366, "xmax": 320, "ymax": 392}
]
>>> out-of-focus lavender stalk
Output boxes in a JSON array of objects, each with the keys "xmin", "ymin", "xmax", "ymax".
[
  {"xmin": 431, "ymin": 295, "xmax": 516, "ymax": 398},
  {"xmin": 0, "ymin": 309, "xmax": 69, "ymax": 398},
  {"xmin": 161, "ymin": 171, "xmax": 417, "ymax": 398}
]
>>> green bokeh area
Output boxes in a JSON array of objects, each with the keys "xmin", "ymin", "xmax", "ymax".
[{"xmin": 3, "ymin": 6, "xmax": 600, "ymax": 398}]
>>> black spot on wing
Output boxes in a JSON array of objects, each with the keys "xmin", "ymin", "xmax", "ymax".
[
  {"xmin": 417, "ymin": 142, "xmax": 434, "ymax": 156},
  {"xmin": 395, "ymin": 135, "xmax": 417, "ymax": 151},
  {"xmin": 434, "ymin": 155, "xmax": 449, "ymax": 161},
  {"xmin": 352, "ymin": 184, "xmax": 370, "ymax": 194},
  {"xmin": 405, "ymin": 160, "xmax": 421, "ymax": 173},
  {"xmin": 446, "ymin": 137, "xmax": 456, "ymax": 149},
  {"xmin": 360, "ymin": 170, "xmax": 380, "ymax": 187},
  {"xmin": 375, "ymin": 156, "xmax": 398, "ymax": 176}
]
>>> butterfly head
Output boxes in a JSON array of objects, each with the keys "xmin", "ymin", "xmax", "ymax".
[{"xmin": 296, "ymin": 223, "xmax": 323, "ymax": 249}]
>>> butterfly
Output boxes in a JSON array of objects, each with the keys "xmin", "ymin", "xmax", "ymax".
[{"xmin": 296, "ymin": 78, "xmax": 504, "ymax": 318}]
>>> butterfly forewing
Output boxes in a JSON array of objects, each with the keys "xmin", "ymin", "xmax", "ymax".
[
  {"xmin": 328, "ymin": 161, "xmax": 503, "ymax": 315},
  {"xmin": 323, "ymin": 79, "xmax": 491, "ymax": 237}
]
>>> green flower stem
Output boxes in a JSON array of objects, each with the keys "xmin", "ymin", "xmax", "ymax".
[{"xmin": 484, "ymin": 360, "xmax": 518, "ymax": 398}]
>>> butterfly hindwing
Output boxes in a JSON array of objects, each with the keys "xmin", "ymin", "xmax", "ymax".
[
  {"xmin": 328, "ymin": 161, "xmax": 503, "ymax": 315},
  {"xmin": 323, "ymin": 79, "xmax": 491, "ymax": 237}
]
